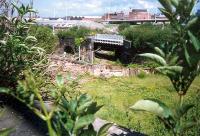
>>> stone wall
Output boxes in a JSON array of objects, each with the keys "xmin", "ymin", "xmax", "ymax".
[{"xmin": 47, "ymin": 55, "xmax": 154, "ymax": 79}]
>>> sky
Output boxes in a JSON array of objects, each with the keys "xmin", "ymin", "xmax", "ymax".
[{"xmin": 19, "ymin": 0, "xmax": 200, "ymax": 17}]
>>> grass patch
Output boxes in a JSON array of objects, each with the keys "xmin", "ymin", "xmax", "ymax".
[{"xmin": 79, "ymin": 74, "xmax": 200, "ymax": 135}]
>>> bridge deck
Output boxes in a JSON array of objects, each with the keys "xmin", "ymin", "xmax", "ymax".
[
  {"xmin": 93, "ymin": 34, "xmax": 124, "ymax": 45},
  {"xmin": 105, "ymin": 18, "xmax": 169, "ymax": 24}
]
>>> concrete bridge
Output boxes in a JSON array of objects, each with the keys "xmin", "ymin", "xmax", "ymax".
[{"xmin": 104, "ymin": 18, "xmax": 169, "ymax": 24}]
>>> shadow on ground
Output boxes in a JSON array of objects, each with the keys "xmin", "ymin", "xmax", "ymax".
[{"xmin": 0, "ymin": 95, "xmax": 47, "ymax": 136}]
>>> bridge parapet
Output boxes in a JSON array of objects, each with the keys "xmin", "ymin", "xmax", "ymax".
[{"xmin": 93, "ymin": 34, "xmax": 124, "ymax": 45}]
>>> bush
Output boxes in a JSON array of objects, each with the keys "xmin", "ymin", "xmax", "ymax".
[
  {"xmin": 137, "ymin": 71, "xmax": 147, "ymax": 79},
  {"xmin": 118, "ymin": 23, "xmax": 130, "ymax": 32},
  {"xmin": 29, "ymin": 25, "xmax": 58, "ymax": 54},
  {"xmin": 120, "ymin": 24, "xmax": 174, "ymax": 53},
  {"xmin": 57, "ymin": 26, "xmax": 99, "ymax": 39},
  {"xmin": 0, "ymin": 3, "xmax": 45, "ymax": 88}
]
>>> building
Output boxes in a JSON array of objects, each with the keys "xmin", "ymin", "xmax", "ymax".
[
  {"xmin": 128, "ymin": 9, "xmax": 150, "ymax": 20},
  {"xmin": 102, "ymin": 9, "xmax": 152, "ymax": 21},
  {"xmin": 102, "ymin": 11, "xmax": 124, "ymax": 20}
]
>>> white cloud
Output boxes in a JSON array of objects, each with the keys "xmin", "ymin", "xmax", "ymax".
[{"xmin": 32, "ymin": 0, "xmax": 160, "ymax": 17}]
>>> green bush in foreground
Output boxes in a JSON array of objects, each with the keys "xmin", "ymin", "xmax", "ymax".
[
  {"xmin": 0, "ymin": 3, "xmax": 45, "ymax": 88},
  {"xmin": 131, "ymin": 0, "xmax": 200, "ymax": 135},
  {"xmin": 29, "ymin": 25, "xmax": 58, "ymax": 54}
]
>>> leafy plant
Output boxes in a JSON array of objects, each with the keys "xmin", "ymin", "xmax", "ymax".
[
  {"xmin": 0, "ymin": 3, "xmax": 45, "ymax": 88},
  {"xmin": 29, "ymin": 25, "xmax": 58, "ymax": 54},
  {"xmin": 120, "ymin": 24, "xmax": 173, "ymax": 53},
  {"xmin": 131, "ymin": 0, "xmax": 200, "ymax": 135},
  {"xmin": 52, "ymin": 74, "xmax": 112, "ymax": 136},
  {"xmin": 0, "ymin": 71, "xmax": 111, "ymax": 136},
  {"xmin": 53, "ymin": 94, "xmax": 112, "ymax": 136},
  {"xmin": 118, "ymin": 23, "xmax": 130, "ymax": 31},
  {"xmin": 137, "ymin": 71, "xmax": 147, "ymax": 79}
]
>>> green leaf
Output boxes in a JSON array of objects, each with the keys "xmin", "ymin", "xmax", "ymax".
[
  {"xmin": 156, "ymin": 66, "xmax": 183, "ymax": 74},
  {"xmin": 77, "ymin": 101, "xmax": 93, "ymax": 114},
  {"xmin": 78, "ymin": 94, "xmax": 92, "ymax": 106},
  {"xmin": 56, "ymin": 75, "xmax": 64, "ymax": 87},
  {"xmin": 183, "ymin": 45, "xmax": 192, "ymax": 67},
  {"xmin": 97, "ymin": 123, "xmax": 112, "ymax": 136},
  {"xmin": 158, "ymin": 0, "xmax": 172, "ymax": 12},
  {"xmin": 68, "ymin": 99, "xmax": 78, "ymax": 113},
  {"xmin": 87, "ymin": 103, "xmax": 103, "ymax": 114},
  {"xmin": 130, "ymin": 99, "xmax": 173, "ymax": 118},
  {"xmin": 73, "ymin": 114, "xmax": 95, "ymax": 134},
  {"xmin": 25, "ymin": 36, "xmax": 37, "ymax": 43},
  {"xmin": 171, "ymin": 0, "xmax": 179, "ymax": 7},
  {"xmin": 188, "ymin": 31, "xmax": 200, "ymax": 52},
  {"xmin": 0, "ymin": 87, "xmax": 10, "ymax": 94},
  {"xmin": 176, "ymin": 104, "xmax": 194, "ymax": 118},
  {"xmin": 81, "ymin": 125, "xmax": 97, "ymax": 136},
  {"xmin": 0, "ymin": 40, "xmax": 7, "ymax": 45},
  {"xmin": 154, "ymin": 47, "xmax": 165, "ymax": 58},
  {"xmin": 159, "ymin": 8, "xmax": 173, "ymax": 21},
  {"xmin": 186, "ymin": 17, "xmax": 198, "ymax": 29},
  {"xmin": 65, "ymin": 118, "xmax": 74, "ymax": 132},
  {"xmin": 180, "ymin": 121, "xmax": 197, "ymax": 132},
  {"xmin": 139, "ymin": 53, "xmax": 167, "ymax": 66},
  {"xmin": 0, "ymin": 128, "xmax": 14, "ymax": 136}
]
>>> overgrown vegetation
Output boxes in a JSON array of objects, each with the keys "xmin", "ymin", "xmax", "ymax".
[
  {"xmin": 29, "ymin": 25, "xmax": 58, "ymax": 54},
  {"xmin": 57, "ymin": 26, "xmax": 102, "ymax": 47},
  {"xmin": 0, "ymin": 2, "xmax": 45, "ymax": 88},
  {"xmin": 79, "ymin": 75, "xmax": 200, "ymax": 135},
  {"xmin": 0, "ymin": 2, "xmax": 110, "ymax": 136},
  {"xmin": 120, "ymin": 23, "xmax": 173, "ymax": 53},
  {"xmin": 57, "ymin": 27, "xmax": 96, "ymax": 39},
  {"xmin": 0, "ymin": 0, "xmax": 200, "ymax": 136},
  {"xmin": 131, "ymin": 0, "xmax": 200, "ymax": 135}
]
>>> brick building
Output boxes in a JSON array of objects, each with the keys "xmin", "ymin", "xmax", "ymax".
[
  {"xmin": 102, "ymin": 11, "xmax": 124, "ymax": 20},
  {"xmin": 102, "ymin": 9, "xmax": 152, "ymax": 20},
  {"xmin": 128, "ymin": 9, "xmax": 150, "ymax": 20}
]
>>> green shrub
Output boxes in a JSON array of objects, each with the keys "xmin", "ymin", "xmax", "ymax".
[
  {"xmin": 120, "ymin": 24, "xmax": 173, "ymax": 52},
  {"xmin": 131, "ymin": 0, "xmax": 200, "ymax": 135},
  {"xmin": 118, "ymin": 23, "xmax": 130, "ymax": 31},
  {"xmin": 0, "ymin": 3, "xmax": 45, "ymax": 88},
  {"xmin": 57, "ymin": 26, "xmax": 99, "ymax": 39},
  {"xmin": 137, "ymin": 71, "xmax": 147, "ymax": 79},
  {"xmin": 29, "ymin": 25, "xmax": 58, "ymax": 54}
]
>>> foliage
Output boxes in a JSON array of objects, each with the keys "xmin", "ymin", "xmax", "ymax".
[
  {"xmin": 52, "ymin": 74, "xmax": 111, "ymax": 136},
  {"xmin": 120, "ymin": 24, "xmax": 173, "ymax": 52},
  {"xmin": 29, "ymin": 25, "xmax": 58, "ymax": 54},
  {"xmin": 0, "ymin": 71, "xmax": 111, "ymax": 136},
  {"xmin": 79, "ymin": 75, "xmax": 200, "ymax": 135},
  {"xmin": 57, "ymin": 26, "xmax": 102, "ymax": 48},
  {"xmin": 0, "ymin": 3, "xmax": 45, "ymax": 88},
  {"xmin": 75, "ymin": 37, "xmax": 85, "ymax": 47},
  {"xmin": 53, "ymin": 94, "xmax": 111, "ymax": 136},
  {"xmin": 131, "ymin": 0, "xmax": 200, "ymax": 135},
  {"xmin": 0, "ymin": 128, "xmax": 14, "ymax": 136},
  {"xmin": 57, "ymin": 26, "xmax": 97, "ymax": 39},
  {"xmin": 118, "ymin": 23, "xmax": 130, "ymax": 32},
  {"xmin": 137, "ymin": 71, "xmax": 147, "ymax": 79}
]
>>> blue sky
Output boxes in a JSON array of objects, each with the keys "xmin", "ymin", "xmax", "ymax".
[{"xmin": 19, "ymin": 0, "xmax": 200, "ymax": 17}]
